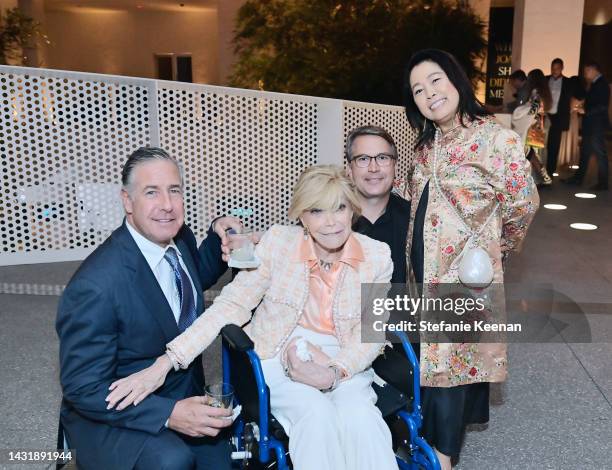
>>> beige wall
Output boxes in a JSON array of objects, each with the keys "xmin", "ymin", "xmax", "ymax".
[
  {"xmin": 43, "ymin": 7, "xmax": 219, "ymax": 84},
  {"xmin": 512, "ymin": 0, "xmax": 584, "ymax": 76},
  {"xmin": 217, "ymin": 0, "xmax": 244, "ymax": 85},
  {"xmin": 0, "ymin": 0, "xmax": 17, "ymax": 9}
]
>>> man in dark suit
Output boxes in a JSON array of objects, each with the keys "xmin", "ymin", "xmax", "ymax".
[
  {"xmin": 546, "ymin": 58, "xmax": 573, "ymax": 177},
  {"xmin": 56, "ymin": 147, "xmax": 240, "ymax": 469},
  {"xmin": 565, "ymin": 61, "xmax": 610, "ymax": 190}
]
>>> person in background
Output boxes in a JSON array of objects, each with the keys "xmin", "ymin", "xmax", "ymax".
[
  {"xmin": 565, "ymin": 61, "xmax": 610, "ymax": 190},
  {"xmin": 486, "ymin": 70, "xmax": 528, "ymax": 114},
  {"xmin": 546, "ymin": 58, "xmax": 573, "ymax": 178},
  {"xmin": 403, "ymin": 48, "xmax": 539, "ymax": 470},
  {"xmin": 512, "ymin": 69, "xmax": 554, "ymax": 186},
  {"xmin": 503, "ymin": 69, "xmax": 529, "ymax": 113},
  {"xmin": 557, "ymin": 75, "xmax": 585, "ymax": 171}
]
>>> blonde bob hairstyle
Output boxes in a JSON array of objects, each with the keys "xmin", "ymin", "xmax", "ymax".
[{"xmin": 288, "ymin": 165, "xmax": 362, "ymax": 222}]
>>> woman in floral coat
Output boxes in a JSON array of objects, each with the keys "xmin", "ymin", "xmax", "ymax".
[{"xmin": 402, "ymin": 49, "xmax": 539, "ymax": 469}]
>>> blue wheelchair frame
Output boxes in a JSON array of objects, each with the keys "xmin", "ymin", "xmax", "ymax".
[{"xmin": 222, "ymin": 329, "xmax": 440, "ymax": 470}]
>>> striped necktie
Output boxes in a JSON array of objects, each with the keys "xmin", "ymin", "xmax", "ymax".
[{"xmin": 164, "ymin": 247, "xmax": 197, "ymax": 332}]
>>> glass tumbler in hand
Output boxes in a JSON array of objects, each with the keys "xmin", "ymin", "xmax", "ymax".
[
  {"xmin": 227, "ymin": 229, "xmax": 259, "ymax": 268},
  {"xmin": 204, "ymin": 382, "xmax": 234, "ymax": 410}
]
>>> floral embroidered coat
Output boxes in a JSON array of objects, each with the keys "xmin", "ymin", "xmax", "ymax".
[{"xmin": 404, "ymin": 117, "xmax": 539, "ymax": 387}]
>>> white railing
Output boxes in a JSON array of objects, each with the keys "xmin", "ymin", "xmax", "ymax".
[{"xmin": 0, "ymin": 65, "xmax": 417, "ymax": 265}]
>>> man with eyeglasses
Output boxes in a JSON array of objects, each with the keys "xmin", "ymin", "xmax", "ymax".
[
  {"xmin": 347, "ymin": 125, "xmax": 410, "ymax": 284},
  {"xmin": 346, "ymin": 125, "xmax": 416, "ymax": 397}
]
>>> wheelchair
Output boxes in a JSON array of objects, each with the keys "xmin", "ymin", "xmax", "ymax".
[{"xmin": 221, "ymin": 324, "xmax": 440, "ymax": 470}]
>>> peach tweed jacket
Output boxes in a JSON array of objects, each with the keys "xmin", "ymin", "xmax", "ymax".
[{"xmin": 166, "ymin": 224, "xmax": 393, "ymax": 378}]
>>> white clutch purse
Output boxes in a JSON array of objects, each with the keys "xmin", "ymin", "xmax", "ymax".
[{"xmin": 457, "ymin": 245, "xmax": 495, "ymax": 288}]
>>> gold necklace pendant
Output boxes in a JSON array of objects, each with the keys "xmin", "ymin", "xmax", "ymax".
[{"xmin": 319, "ymin": 259, "xmax": 333, "ymax": 272}]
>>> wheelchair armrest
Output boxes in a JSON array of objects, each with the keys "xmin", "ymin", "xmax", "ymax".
[{"xmin": 221, "ymin": 324, "xmax": 254, "ymax": 352}]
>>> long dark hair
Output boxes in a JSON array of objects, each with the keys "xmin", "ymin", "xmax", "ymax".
[
  {"xmin": 402, "ymin": 49, "xmax": 489, "ymax": 149},
  {"xmin": 526, "ymin": 69, "xmax": 552, "ymax": 112}
]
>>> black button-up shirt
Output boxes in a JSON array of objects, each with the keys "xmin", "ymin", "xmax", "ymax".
[{"xmin": 353, "ymin": 192, "xmax": 411, "ymax": 283}]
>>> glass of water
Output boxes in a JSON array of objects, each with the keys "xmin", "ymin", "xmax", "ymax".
[
  {"xmin": 204, "ymin": 382, "xmax": 234, "ymax": 409},
  {"xmin": 229, "ymin": 229, "xmax": 255, "ymax": 262}
]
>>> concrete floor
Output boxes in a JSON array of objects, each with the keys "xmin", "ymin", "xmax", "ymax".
[{"xmin": 1, "ymin": 178, "xmax": 611, "ymax": 469}]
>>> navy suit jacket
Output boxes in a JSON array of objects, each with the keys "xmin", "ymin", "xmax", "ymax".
[
  {"xmin": 56, "ymin": 221, "xmax": 226, "ymax": 470},
  {"xmin": 583, "ymin": 76, "xmax": 610, "ymax": 135}
]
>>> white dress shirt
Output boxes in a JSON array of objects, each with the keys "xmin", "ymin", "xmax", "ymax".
[
  {"xmin": 126, "ymin": 221, "xmax": 197, "ymax": 324},
  {"xmin": 548, "ymin": 76, "xmax": 563, "ymax": 114}
]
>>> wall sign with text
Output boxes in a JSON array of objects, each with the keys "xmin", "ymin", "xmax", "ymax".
[{"xmin": 486, "ymin": 8, "xmax": 514, "ymax": 106}]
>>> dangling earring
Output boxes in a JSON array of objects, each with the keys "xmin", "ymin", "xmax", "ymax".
[
  {"xmin": 303, "ymin": 225, "xmax": 309, "ymax": 240},
  {"xmin": 422, "ymin": 118, "xmax": 428, "ymax": 133}
]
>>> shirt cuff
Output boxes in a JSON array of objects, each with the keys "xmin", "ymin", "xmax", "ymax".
[{"xmin": 209, "ymin": 216, "xmax": 225, "ymax": 238}]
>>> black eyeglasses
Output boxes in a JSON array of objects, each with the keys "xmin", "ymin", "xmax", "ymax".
[{"xmin": 350, "ymin": 153, "xmax": 396, "ymax": 168}]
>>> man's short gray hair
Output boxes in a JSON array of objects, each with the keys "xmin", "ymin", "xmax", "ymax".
[
  {"xmin": 121, "ymin": 147, "xmax": 183, "ymax": 189},
  {"xmin": 345, "ymin": 125, "xmax": 398, "ymax": 162}
]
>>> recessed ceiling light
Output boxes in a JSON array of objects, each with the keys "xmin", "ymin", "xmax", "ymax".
[
  {"xmin": 575, "ymin": 193, "xmax": 596, "ymax": 199},
  {"xmin": 570, "ymin": 223, "xmax": 598, "ymax": 230},
  {"xmin": 570, "ymin": 165, "xmax": 579, "ymax": 169},
  {"xmin": 544, "ymin": 204, "xmax": 567, "ymax": 210},
  {"xmin": 553, "ymin": 172, "xmax": 559, "ymax": 176}
]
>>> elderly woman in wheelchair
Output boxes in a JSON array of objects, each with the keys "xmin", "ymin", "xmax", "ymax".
[{"xmin": 105, "ymin": 164, "xmax": 404, "ymax": 469}]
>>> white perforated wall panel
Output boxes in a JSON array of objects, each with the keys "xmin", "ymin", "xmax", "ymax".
[
  {"xmin": 157, "ymin": 83, "xmax": 318, "ymax": 236},
  {"xmin": 0, "ymin": 70, "xmax": 151, "ymax": 262},
  {"xmin": 0, "ymin": 66, "xmax": 416, "ymax": 265}
]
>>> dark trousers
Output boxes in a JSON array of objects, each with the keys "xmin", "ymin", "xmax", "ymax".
[
  {"xmin": 575, "ymin": 129, "xmax": 609, "ymax": 187},
  {"xmin": 134, "ymin": 428, "xmax": 232, "ymax": 470},
  {"xmin": 372, "ymin": 343, "xmax": 420, "ymax": 397},
  {"xmin": 546, "ymin": 113, "xmax": 564, "ymax": 175}
]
